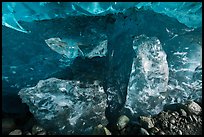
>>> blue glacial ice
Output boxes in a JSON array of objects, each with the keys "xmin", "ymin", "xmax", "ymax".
[
  {"xmin": 45, "ymin": 37, "xmax": 83, "ymax": 59},
  {"xmin": 2, "ymin": 2, "xmax": 202, "ymax": 134},
  {"xmin": 2, "ymin": 2, "xmax": 202, "ymax": 34},
  {"xmin": 125, "ymin": 35, "xmax": 169, "ymax": 116},
  {"xmin": 18, "ymin": 78, "xmax": 108, "ymax": 134},
  {"xmin": 45, "ymin": 37, "xmax": 108, "ymax": 59}
]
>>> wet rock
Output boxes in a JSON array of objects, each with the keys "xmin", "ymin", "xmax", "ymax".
[
  {"xmin": 37, "ymin": 131, "xmax": 47, "ymax": 135},
  {"xmin": 93, "ymin": 124, "xmax": 111, "ymax": 135},
  {"xmin": 9, "ymin": 129, "xmax": 22, "ymax": 135},
  {"xmin": 161, "ymin": 120, "xmax": 168, "ymax": 129},
  {"xmin": 178, "ymin": 130, "xmax": 182, "ymax": 135},
  {"xmin": 149, "ymin": 127, "xmax": 160, "ymax": 134},
  {"xmin": 140, "ymin": 128, "xmax": 150, "ymax": 135},
  {"xmin": 184, "ymin": 118, "xmax": 188, "ymax": 123},
  {"xmin": 169, "ymin": 117, "xmax": 176, "ymax": 124},
  {"xmin": 24, "ymin": 131, "xmax": 32, "ymax": 135},
  {"xmin": 32, "ymin": 125, "xmax": 46, "ymax": 135},
  {"xmin": 179, "ymin": 109, "xmax": 187, "ymax": 117},
  {"xmin": 158, "ymin": 111, "xmax": 169, "ymax": 120},
  {"xmin": 117, "ymin": 115, "xmax": 130, "ymax": 130},
  {"xmin": 197, "ymin": 117, "xmax": 202, "ymax": 123},
  {"xmin": 191, "ymin": 115, "xmax": 198, "ymax": 122},
  {"xmin": 186, "ymin": 124, "xmax": 191, "ymax": 130},
  {"xmin": 169, "ymin": 123, "xmax": 176, "ymax": 130},
  {"xmin": 171, "ymin": 111, "xmax": 179, "ymax": 118},
  {"xmin": 169, "ymin": 123, "xmax": 173, "ymax": 130},
  {"xmin": 174, "ymin": 127, "xmax": 179, "ymax": 133},
  {"xmin": 104, "ymin": 127, "xmax": 112, "ymax": 135},
  {"xmin": 139, "ymin": 116, "xmax": 154, "ymax": 129},
  {"xmin": 158, "ymin": 130, "xmax": 165, "ymax": 135},
  {"xmin": 141, "ymin": 101, "xmax": 202, "ymax": 135},
  {"xmin": 186, "ymin": 101, "xmax": 202, "ymax": 115},
  {"xmin": 187, "ymin": 116, "xmax": 193, "ymax": 122},
  {"xmin": 2, "ymin": 118, "xmax": 16, "ymax": 134}
]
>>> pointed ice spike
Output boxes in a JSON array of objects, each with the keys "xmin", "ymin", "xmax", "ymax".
[
  {"xmin": 72, "ymin": 3, "xmax": 94, "ymax": 15},
  {"xmin": 2, "ymin": 13, "xmax": 30, "ymax": 33}
]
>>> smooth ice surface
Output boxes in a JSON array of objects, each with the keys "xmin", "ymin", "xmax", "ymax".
[
  {"xmin": 125, "ymin": 35, "xmax": 169, "ymax": 116},
  {"xmin": 18, "ymin": 78, "xmax": 108, "ymax": 135},
  {"xmin": 2, "ymin": 2, "xmax": 202, "ymax": 33}
]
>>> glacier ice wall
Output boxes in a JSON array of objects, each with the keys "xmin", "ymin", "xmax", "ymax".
[
  {"xmin": 2, "ymin": 2, "xmax": 202, "ymax": 33},
  {"xmin": 162, "ymin": 28, "xmax": 202, "ymax": 105}
]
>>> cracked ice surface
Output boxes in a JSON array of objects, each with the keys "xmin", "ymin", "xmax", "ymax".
[
  {"xmin": 45, "ymin": 37, "xmax": 108, "ymax": 60},
  {"xmin": 125, "ymin": 35, "xmax": 169, "ymax": 116},
  {"xmin": 18, "ymin": 78, "xmax": 108, "ymax": 135},
  {"xmin": 2, "ymin": 2, "xmax": 202, "ymax": 33},
  {"xmin": 2, "ymin": 3, "xmax": 202, "ymax": 125},
  {"xmin": 45, "ymin": 38, "xmax": 83, "ymax": 59}
]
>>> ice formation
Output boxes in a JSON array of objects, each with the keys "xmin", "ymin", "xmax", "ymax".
[
  {"xmin": 125, "ymin": 35, "xmax": 169, "ymax": 116},
  {"xmin": 2, "ymin": 2, "xmax": 202, "ymax": 33},
  {"xmin": 85, "ymin": 40, "xmax": 108, "ymax": 58},
  {"xmin": 2, "ymin": 2, "xmax": 202, "ymax": 135},
  {"xmin": 45, "ymin": 38, "xmax": 108, "ymax": 59},
  {"xmin": 45, "ymin": 38, "xmax": 83, "ymax": 59},
  {"xmin": 18, "ymin": 78, "xmax": 108, "ymax": 135}
]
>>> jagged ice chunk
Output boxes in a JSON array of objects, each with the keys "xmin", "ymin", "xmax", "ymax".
[
  {"xmin": 125, "ymin": 35, "xmax": 169, "ymax": 116},
  {"xmin": 18, "ymin": 78, "xmax": 108, "ymax": 135}
]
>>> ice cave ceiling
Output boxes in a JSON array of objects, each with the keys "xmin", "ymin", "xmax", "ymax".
[{"xmin": 2, "ymin": 2, "xmax": 202, "ymax": 33}]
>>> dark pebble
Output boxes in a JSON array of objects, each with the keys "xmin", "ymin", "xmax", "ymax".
[
  {"xmin": 178, "ymin": 130, "xmax": 182, "ymax": 135},
  {"xmin": 171, "ymin": 111, "xmax": 179, "ymax": 118},
  {"xmin": 32, "ymin": 125, "xmax": 46, "ymax": 135},
  {"xmin": 140, "ymin": 128, "xmax": 150, "ymax": 135},
  {"xmin": 179, "ymin": 109, "xmax": 187, "ymax": 117},
  {"xmin": 192, "ymin": 115, "xmax": 198, "ymax": 122},
  {"xmin": 9, "ymin": 129, "xmax": 22, "ymax": 135},
  {"xmin": 162, "ymin": 120, "xmax": 168, "ymax": 128},
  {"xmin": 37, "ymin": 131, "xmax": 46, "ymax": 135},
  {"xmin": 158, "ymin": 130, "xmax": 165, "ymax": 135},
  {"xmin": 24, "ymin": 131, "xmax": 32, "ymax": 135},
  {"xmin": 186, "ymin": 124, "xmax": 191, "ymax": 130},
  {"xmin": 150, "ymin": 127, "xmax": 160, "ymax": 134},
  {"xmin": 188, "ymin": 116, "xmax": 193, "ymax": 122},
  {"xmin": 170, "ymin": 117, "xmax": 176, "ymax": 124}
]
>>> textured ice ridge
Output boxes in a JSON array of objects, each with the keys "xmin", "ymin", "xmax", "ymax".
[
  {"xmin": 125, "ymin": 35, "xmax": 169, "ymax": 116},
  {"xmin": 2, "ymin": 2, "xmax": 202, "ymax": 33},
  {"xmin": 18, "ymin": 78, "xmax": 108, "ymax": 135}
]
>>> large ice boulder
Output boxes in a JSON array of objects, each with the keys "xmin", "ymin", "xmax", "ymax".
[
  {"xmin": 18, "ymin": 78, "xmax": 108, "ymax": 135},
  {"xmin": 125, "ymin": 35, "xmax": 169, "ymax": 116}
]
